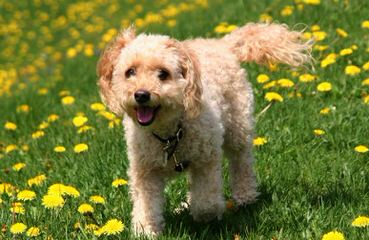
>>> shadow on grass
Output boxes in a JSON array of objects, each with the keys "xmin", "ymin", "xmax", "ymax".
[{"xmin": 162, "ymin": 184, "xmax": 272, "ymax": 240}]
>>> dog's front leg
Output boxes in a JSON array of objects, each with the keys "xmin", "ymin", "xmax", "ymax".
[
  {"xmin": 129, "ymin": 166, "xmax": 165, "ymax": 236},
  {"xmin": 188, "ymin": 158, "xmax": 225, "ymax": 222}
]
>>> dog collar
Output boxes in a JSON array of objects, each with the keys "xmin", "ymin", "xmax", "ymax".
[{"xmin": 152, "ymin": 125, "xmax": 190, "ymax": 172}]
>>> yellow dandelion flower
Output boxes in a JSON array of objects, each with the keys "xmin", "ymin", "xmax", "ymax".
[
  {"xmin": 362, "ymin": 61, "xmax": 369, "ymax": 71},
  {"xmin": 54, "ymin": 146, "xmax": 66, "ymax": 152},
  {"xmin": 352, "ymin": 216, "xmax": 369, "ymax": 227},
  {"xmin": 90, "ymin": 102, "xmax": 106, "ymax": 111},
  {"xmin": 85, "ymin": 224, "xmax": 99, "ymax": 231},
  {"xmin": 73, "ymin": 116, "xmax": 88, "ymax": 127},
  {"xmin": 10, "ymin": 223, "xmax": 27, "ymax": 234},
  {"xmin": 280, "ymin": 5, "xmax": 294, "ymax": 17},
  {"xmin": 303, "ymin": 32, "xmax": 312, "ymax": 40},
  {"xmin": 74, "ymin": 143, "xmax": 88, "ymax": 153},
  {"xmin": 299, "ymin": 73, "xmax": 316, "ymax": 82},
  {"xmin": 303, "ymin": 0, "xmax": 320, "ymax": 5},
  {"xmin": 312, "ymin": 31, "xmax": 327, "ymax": 41},
  {"xmin": 16, "ymin": 104, "xmax": 30, "ymax": 113},
  {"xmin": 355, "ymin": 145, "xmax": 368, "ymax": 153},
  {"xmin": 339, "ymin": 48, "xmax": 353, "ymax": 56},
  {"xmin": 257, "ymin": 74, "xmax": 270, "ymax": 83},
  {"xmin": 362, "ymin": 20, "xmax": 369, "ymax": 29},
  {"xmin": 265, "ymin": 92, "xmax": 283, "ymax": 102},
  {"xmin": 26, "ymin": 227, "xmax": 40, "ymax": 237},
  {"xmin": 108, "ymin": 120, "xmax": 118, "ymax": 129},
  {"xmin": 362, "ymin": 78, "xmax": 369, "ymax": 86},
  {"xmin": 63, "ymin": 186, "xmax": 80, "ymax": 197},
  {"xmin": 321, "ymin": 53, "xmax": 337, "ymax": 68},
  {"xmin": 47, "ymin": 183, "xmax": 64, "ymax": 195},
  {"xmin": 84, "ymin": 46, "xmax": 94, "ymax": 57},
  {"xmin": 112, "ymin": 178, "xmax": 128, "ymax": 187},
  {"xmin": 38, "ymin": 88, "xmax": 49, "ymax": 95},
  {"xmin": 17, "ymin": 190, "xmax": 36, "ymax": 201},
  {"xmin": 47, "ymin": 114, "xmax": 59, "ymax": 122},
  {"xmin": 61, "ymin": 96, "xmax": 75, "ymax": 105},
  {"xmin": 67, "ymin": 48, "xmax": 77, "ymax": 58},
  {"xmin": 90, "ymin": 195, "xmax": 106, "ymax": 204},
  {"xmin": 336, "ymin": 28, "xmax": 348, "ymax": 38},
  {"xmin": 59, "ymin": 90, "xmax": 70, "ymax": 97},
  {"xmin": 38, "ymin": 121, "xmax": 49, "ymax": 129},
  {"xmin": 21, "ymin": 144, "xmax": 29, "ymax": 152},
  {"xmin": 364, "ymin": 95, "xmax": 369, "ymax": 104},
  {"xmin": 263, "ymin": 80, "xmax": 276, "ymax": 89},
  {"xmin": 311, "ymin": 25, "xmax": 320, "ymax": 31},
  {"xmin": 10, "ymin": 202, "xmax": 25, "ymax": 214},
  {"xmin": 78, "ymin": 125, "xmax": 93, "ymax": 133},
  {"xmin": 95, "ymin": 219, "xmax": 125, "ymax": 236},
  {"xmin": 94, "ymin": 228, "xmax": 104, "ymax": 236},
  {"xmin": 98, "ymin": 111, "xmax": 116, "ymax": 120},
  {"xmin": 321, "ymin": 231, "xmax": 344, "ymax": 240},
  {"xmin": 277, "ymin": 78, "xmax": 294, "ymax": 88},
  {"xmin": 32, "ymin": 130, "xmax": 45, "ymax": 139},
  {"xmin": 166, "ymin": 19, "xmax": 177, "ymax": 28},
  {"xmin": 47, "ymin": 184, "xmax": 80, "ymax": 197},
  {"xmin": 42, "ymin": 194, "xmax": 65, "ymax": 209},
  {"xmin": 13, "ymin": 162, "xmax": 26, "ymax": 171},
  {"xmin": 28, "ymin": 174, "xmax": 47, "ymax": 187},
  {"xmin": 74, "ymin": 221, "xmax": 82, "ymax": 229},
  {"xmin": 320, "ymin": 107, "xmax": 331, "ymax": 115},
  {"xmin": 253, "ymin": 137, "xmax": 267, "ymax": 146},
  {"xmin": 4, "ymin": 121, "xmax": 17, "ymax": 130},
  {"xmin": 0, "ymin": 183, "xmax": 16, "ymax": 196},
  {"xmin": 5, "ymin": 144, "xmax": 18, "ymax": 153},
  {"xmin": 314, "ymin": 129, "xmax": 325, "ymax": 136},
  {"xmin": 314, "ymin": 45, "xmax": 329, "ymax": 51},
  {"xmin": 259, "ymin": 13, "xmax": 273, "ymax": 23},
  {"xmin": 345, "ymin": 65, "xmax": 361, "ymax": 76},
  {"xmin": 226, "ymin": 25, "xmax": 237, "ymax": 32},
  {"xmin": 78, "ymin": 203, "xmax": 94, "ymax": 214},
  {"xmin": 317, "ymin": 82, "xmax": 332, "ymax": 92},
  {"xmin": 268, "ymin": 63, "xmax": 279, "ymax": 71},
  {"xmin": 214, "ymin": 23, "xmax": 227, "ymax": 34}
]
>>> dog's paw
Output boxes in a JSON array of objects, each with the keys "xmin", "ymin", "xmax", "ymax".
[
  {"xmin": 191, "ymin": 201, "xmax": 225, "ymax": 222},
  {"xmin": 132, "ymin": 220, "xmax": 164, "ymax": 237},
  {"xmin": 232, "ymin": 189, "xmax": 259, "ymax": 206}
]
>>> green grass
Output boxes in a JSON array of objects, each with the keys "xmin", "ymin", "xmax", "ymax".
[{"xmin": 1, "ymin": 0, "xmax": 369, "ymax": 239}]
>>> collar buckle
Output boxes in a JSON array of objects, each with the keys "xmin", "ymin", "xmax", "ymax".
[{"xmin": 152, "ymin": 125, "xmax": 189, "ymax": 172}]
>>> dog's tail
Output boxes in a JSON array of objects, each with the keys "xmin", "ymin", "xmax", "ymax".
[{"xmin": 223, "ymin": 23, "xmax": 313, "ymax": 67}]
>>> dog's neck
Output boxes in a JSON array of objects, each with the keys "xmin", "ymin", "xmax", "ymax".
[{"xmin": 150, "ymin": 119, "xmax": 182, "ymax": 140}]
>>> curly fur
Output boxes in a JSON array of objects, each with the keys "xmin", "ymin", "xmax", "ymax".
[{"xmin": 97, "ymin": 22, "xmax": 312, "ymax": 236}]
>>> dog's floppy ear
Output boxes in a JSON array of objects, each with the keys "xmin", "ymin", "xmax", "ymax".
[
  {"xmin": 97, "ymin": 27, "xmax": 135, "ymax": 115},
  {"xmin": 178, "ymin": 44, "xmax": 202, "ymax": 119}
]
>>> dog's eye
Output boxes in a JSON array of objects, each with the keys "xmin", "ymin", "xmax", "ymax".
[
  {"xmin": 125, "ymin": 68, "xmax": 136, "ymax": 78},
  {"xmin": 158, "ymin": 69, "xmax": 170, "ymax": 81}
]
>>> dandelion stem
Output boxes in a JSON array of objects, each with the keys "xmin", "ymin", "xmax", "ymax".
[{"xmin": 256, "ymin": 102, "xmax": 273, "ymax": 120}]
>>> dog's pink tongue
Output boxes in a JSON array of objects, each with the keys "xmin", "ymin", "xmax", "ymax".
[{"xmin": 136, "ymin": 107, "xmax": 155, "ymax": 125}]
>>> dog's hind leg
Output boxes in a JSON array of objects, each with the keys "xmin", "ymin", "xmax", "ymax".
[
  {"xmin": 188, "ymin": 155, "xmax": 225, "ymax": 222},
  {"xmin": 223, "ymin": 79, "xmax": 259, "ymax": 205},
  {"xmin": 224, "ymin": 141, "xmax": 259, "ymax": 206}
]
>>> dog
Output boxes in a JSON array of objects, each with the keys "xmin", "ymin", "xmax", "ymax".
[{"xmin": 97, "ymin": 22, "xmax": 311, "ymax": 236}]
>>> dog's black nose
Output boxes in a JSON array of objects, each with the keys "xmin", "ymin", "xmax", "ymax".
[{"xmin": 134, "ymin": 89, "xmax": 151, "ymax": 104}]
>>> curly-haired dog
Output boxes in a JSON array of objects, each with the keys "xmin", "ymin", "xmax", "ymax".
[{"xmin": 97, "ymin": 23, "xmax": 311, "ymax": 236}]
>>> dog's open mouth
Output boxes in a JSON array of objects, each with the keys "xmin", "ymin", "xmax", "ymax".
[{"xmin": 135, "ymin": 106, "xmax": 160, "ymax": 126}]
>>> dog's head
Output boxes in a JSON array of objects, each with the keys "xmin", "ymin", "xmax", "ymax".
[{"xmin": 97, "ymin": 27, "xmax": 202, "ymax": 129}]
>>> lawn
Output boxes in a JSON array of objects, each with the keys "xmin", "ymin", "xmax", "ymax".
[{"xmin": 1, "ymin": 0, "xmax": 369, "ymax": 239}]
